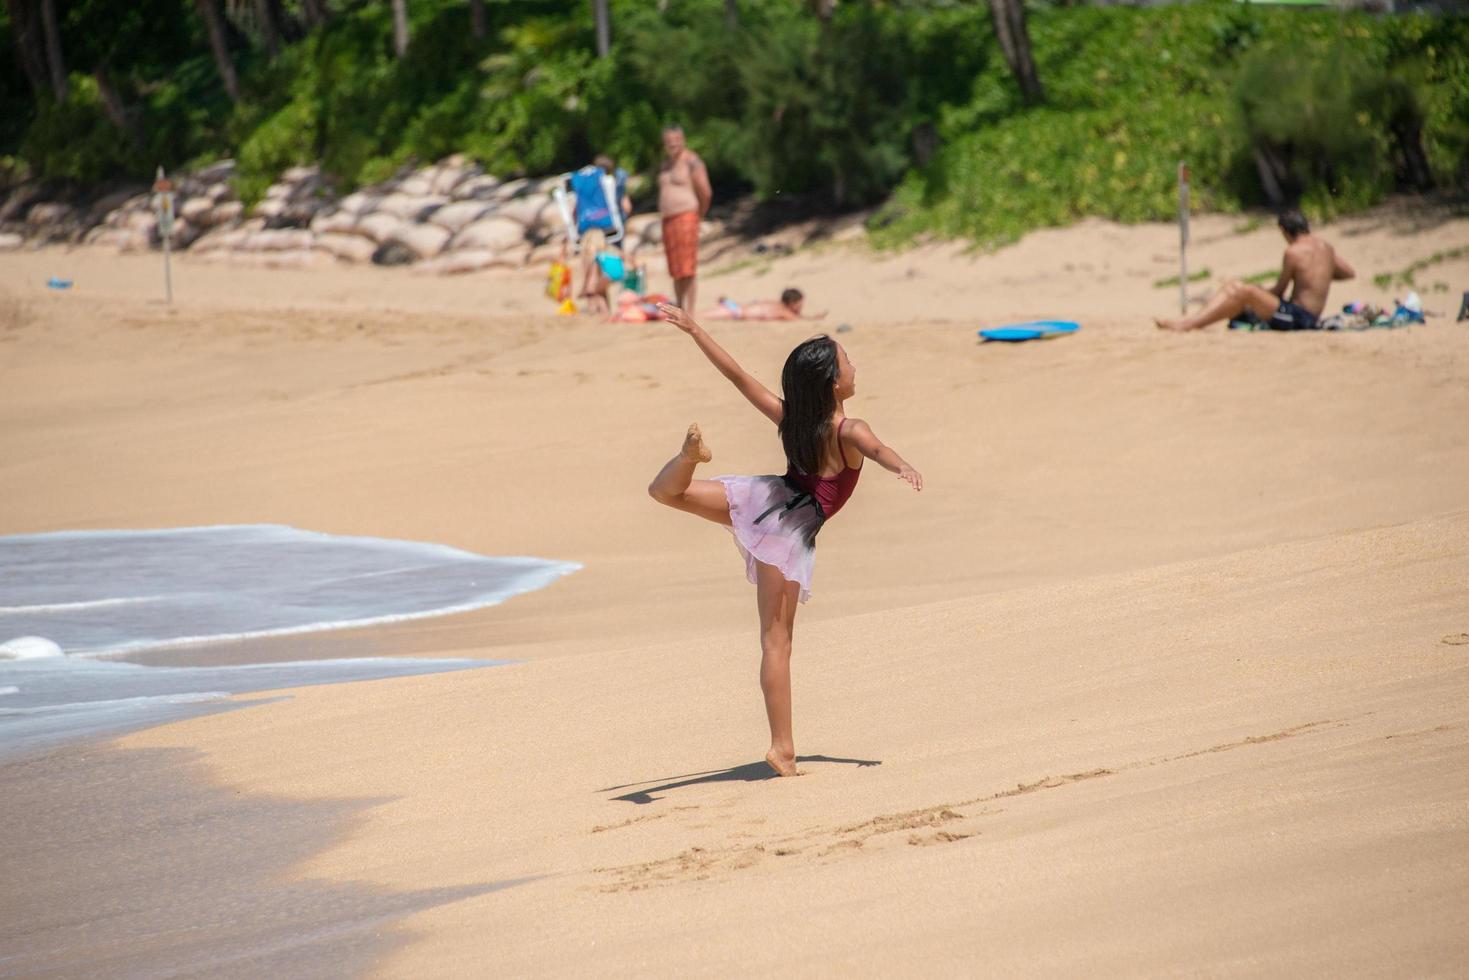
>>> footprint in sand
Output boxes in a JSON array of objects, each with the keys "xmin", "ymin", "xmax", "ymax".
[{"xmin": 1442, "ymin": 633, "xmax": 1469, "ymax": 646}]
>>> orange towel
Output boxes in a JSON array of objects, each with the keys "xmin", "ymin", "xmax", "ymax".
[{"xmin": 661, "ymin": 212, "xmax": 700, "ymax": 280}]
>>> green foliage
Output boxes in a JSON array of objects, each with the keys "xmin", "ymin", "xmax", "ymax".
[
  {"xmin": 876, "ymin": 2, "xmax": 1469, "ymax": 248},
  {"xmin": 1, "ymin": 0, "xmax": 1466, "ymax": 244}
]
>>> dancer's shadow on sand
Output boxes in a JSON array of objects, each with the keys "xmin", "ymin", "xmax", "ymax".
[{"xmin": 601, "ymin": 755, "xmax": 881, "ymax": 804}]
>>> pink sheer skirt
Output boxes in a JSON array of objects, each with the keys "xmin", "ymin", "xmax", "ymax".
[{"xmin": 714, "ymin": 475, "xmax": 825, "ymax": 603}]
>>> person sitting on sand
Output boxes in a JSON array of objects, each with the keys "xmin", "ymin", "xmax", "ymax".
[
  {"xmin": 647, "ymin": 305, "xmax": 922, "ymax": 776},
  {"xmin": 699, "ymin": 288, "xmax": 825, "ymax": 321},
  {"xmin": 577, "ymin": 228, "xmax": 625, "ymax": 316},
  {"xmin": 1156, "ymin": 209, "xmax": 1356, "ymax": 332}
]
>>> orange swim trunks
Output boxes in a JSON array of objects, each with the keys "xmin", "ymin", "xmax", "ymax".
[{"xmin": 662, "ymin": 211, "xmax": 700, "ymax": 280}]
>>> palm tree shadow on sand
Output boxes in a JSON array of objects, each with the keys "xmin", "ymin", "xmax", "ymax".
[{"xmin": 600, "ymin": 755, "xmax": 882, "ymax": 805}]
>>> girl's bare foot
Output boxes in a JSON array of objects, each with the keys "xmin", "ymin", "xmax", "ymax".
[
  {"xmin": 682, "ymin": 423, "xmax": 712, "ymax": 463},
  {"xmin": 765, "ymin": 747, "xmax": 799, "ymax": 777}
]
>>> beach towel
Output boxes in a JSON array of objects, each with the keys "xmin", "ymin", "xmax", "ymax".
[{"xmin": 662, "ymin": 212, "xmax": 700, "ymax": 280}]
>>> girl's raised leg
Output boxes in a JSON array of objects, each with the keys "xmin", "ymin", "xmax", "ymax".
[
  {"xmin": 755, "ymin": 560, "xmax": 802, "ymax": 776},
  {"xmin": 647, "ymin": 424, "xmax": 732, "ymax": 526}
]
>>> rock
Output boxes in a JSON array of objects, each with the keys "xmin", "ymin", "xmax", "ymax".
[
  {"xmin": 450, "ymin": 216, "xmax": 527, "ymax": 252},
  {"xmin": 337, "ymin": 191, "xmax": 384, "ymax": 216},
  {"xmin": 490, "ymin": 177, "xmax": 531, "ymax": 201},
  {"xmin": 428, "ymin": 200, "xmax": 493, "ymax": 234},
  {"xmin": 626, "ymin": 212, "xmax": 661, "ymax": 241},
  {"xmin": 388, "ymin": 222, "xmax": 451, "ymax": 259},
  {"xmin": 413, "ymin": 249, "xmax": 507, "ymax": 275},
  {"xmin": 430, "ymin": 164, "xmax": 479, "ymax": 196},
  {"xmin": 451, "ymin": 175, "xmax": 502, "ymax": 201},
  {"xmin": 372, "ymin": 241, "xmax": 417, "ymax": 266},
  {"xmin": 205, "ymin": 200, "xmax": 243, "ymax": 227},
  {"xmin": 494, "ymin": 195, "xmax": 552, "ymax": 227},
  {"xmin": 310, "ymin": 210, "xmax": 357, "ymax": 236},
  {"xmin": 281, "ymin": 164, "xmax": 319, "ymax": 184},
  {"xmin": 355, "ymin": 212, "xmax": 406, "ymax": 245},
  {"xmin": 373, "ymin": 192, "xmax": 446, "ymax": 222},
  {"xmin": 122, "ymin": 210, "xmax": 157, "ymax": 234},
  {"xmin": 243, "ymin": 228, "xmax": 313, "ymax": 252},
  {"xmin": 314, "ymin": 232, "xmax": 377, "ymax": 263},
  {"xmin": 189, "ymin": 225, "xmax": 248, "ymax": 253},
  {"xmin": 397, "ymin": 175, "xmax": 434, "ymax": 197},
  {"xmin": 194, "ymin": 159, "xmax": 236, "ymax": 183},
  {"xmin": 262, "ymin": 248, "xmax": 328, "ymax": 269},
  {"xmin": 179, "ymin": 197, "xmax": 214, "ymax": 223},
  {"xmin": 254, "ymin": 197, "xmax": 286, "ymax": 219},
  {"xmin": 0, "ymin": 232, "xmax": 23, "ymax": 250},
  {"xmin": 26, "ymin": 202, "xmax": 76, "ymax": 227}
]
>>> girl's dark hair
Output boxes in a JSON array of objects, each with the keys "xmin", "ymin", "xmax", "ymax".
[{"xmin": 779, "ymin": 335, "xmax": 839, "ymax": 476}]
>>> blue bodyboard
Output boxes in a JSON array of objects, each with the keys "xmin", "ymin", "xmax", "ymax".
[{"xmin": 978, "ymin": 320, "xmax": 1079, "ymax": 342}]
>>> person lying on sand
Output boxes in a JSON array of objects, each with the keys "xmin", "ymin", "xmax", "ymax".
[
  {"xmin": 699, "ymin": 288, "xmax": 826, "ymax": 321},
  {"xmin": 1156, "ymin": 209, "xmax": 1355, "ymax": 332}
]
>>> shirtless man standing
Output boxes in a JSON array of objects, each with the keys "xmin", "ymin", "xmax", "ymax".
[
  {"xmin": 658, "ymin": 126, "xmax": 712, "ymax": 312},
  {"xmin": 1156, "ymin": 210, "xmax": 1355, "ymax": 332}
]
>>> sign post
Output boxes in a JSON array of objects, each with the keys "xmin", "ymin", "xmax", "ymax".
[
  {"xmin": 152, "ymin": 166, "xmax": 175, "ymax": 304},
  {"xmin": 1178, "ymin": 160, "xmax": 1190, "ymax": 315}
]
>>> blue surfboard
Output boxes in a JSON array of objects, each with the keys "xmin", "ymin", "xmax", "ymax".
[{"xmin": 978, "ymin": 320, "xmax": 1079, "ymax": 342}]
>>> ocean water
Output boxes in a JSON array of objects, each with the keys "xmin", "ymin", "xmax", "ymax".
[{"xmin": 0, "ymin": 525, "xmax": 580, "ymax": 759}]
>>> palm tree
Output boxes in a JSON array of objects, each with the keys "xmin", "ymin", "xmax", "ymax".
[
  {"xmin": 989, "ymin": 0, "xmax": 1043, "ymax": 106},
  {"xmin": 391, "ymin": 0, "xmax": 409, "ymax": 57},
  {"xmin": 195, "ymin": 0, "xmax": 241, "ymax": 101},
  {"xmin": 38, "ymin": 0, "xmax": 66, "ymax": 100},
  {"xmin": 592, "ymin": 0, "xmax": 610, "ymax": 57}
]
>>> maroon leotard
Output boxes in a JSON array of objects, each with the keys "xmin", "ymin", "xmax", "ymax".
[{"xmin": 785, "ymin": 418, "xmax": 863, "ymax": 518}]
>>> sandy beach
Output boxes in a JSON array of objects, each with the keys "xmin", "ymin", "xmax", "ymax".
[{"xmin": 2, "ymin": 203, "xmax": 1467, "ymax": 975}]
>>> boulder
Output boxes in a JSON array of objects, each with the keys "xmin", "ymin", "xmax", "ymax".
[
  {"xmin": 397, "ymin": 175, "xmax": 434, "ymax": 197},
  {"xmin": 372, "ymin": 241, "xmax": 417, "ymax": 266},
  {"xmin": 427, "ymin": 200, "xmax": 493, "ymax": 234},
  {"xmin": 489, "ymin": 177, "xmax": 531, "ymax": 201},
  {"xmin": 314, "ymin": 232, "xmax": 376, "ymax": 263},
  {"xmin": 413, "ymin": 249, "xmax": 508, "ymax": 275},
  {"xmin": 26, "ymin": 202, "xmax": 76, "ymax": 227},
  {"xmin": 374, "ymin": 192, "xmax": 446, "ymax": 222},
  {"xmin": 450, "ymin": 217, "xmax": 526, "ymax": 252},
  {"xmin": 189, "ymin": 225, "xmax": 248, "ymax": 253},
  {"xmin": 205, "ymin": 200, "xmax": 243, "ymax": 227},
  {"xmin": 494, "ymin": 195, "xmax": 552, "ymax": 227},
  {"xmin": 388, "ymin": 222, "xmax": 451, "ymax": 259},
  {"xmin": 309, "ymin": 210, "xmax": 355, "ymax": 236},
  {"xmin": 281, "ymin": 164, "xmax": 319, "ymax": 184},
  {"xmin": 355, "ymin": 212, "xmax": 406, "ymax": 244},
  {"xmin": 0, "ymin": 232, "xmax": 23, "ymax": 250},
  {"xmin": 254, "ymin": 197, "xmax": 286, "ymax": 219},
  {"xmin": 451, "ymin": 175, "xmax": 502, "ymax": 201},
  {"xmin": 626, "ymin": 212, "xmax": 661, "ymax": 241},
  {"xmin": 179, "ymin": 197, "xmax": 214, "ymax": 223},
  {"xmin": 337, "ymin": 191, "xmax": 384, "ymax": 216}
]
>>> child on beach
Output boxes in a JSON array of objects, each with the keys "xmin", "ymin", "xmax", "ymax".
[
  {"xmin": 699, "ymin": 288, "xmax": 825, "ymax": 321},
  {"xmin": 647, "ymin": 304, "xmax": 923, "ymax": 776}
]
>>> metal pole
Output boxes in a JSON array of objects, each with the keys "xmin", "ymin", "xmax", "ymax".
[
  {"xmin": 1178, "ymin": 160, "xmax": 1190, "ymax": 315},
  {"xmin": 163, "ymin": 229, "xmax": 173, "ymax": 304}
]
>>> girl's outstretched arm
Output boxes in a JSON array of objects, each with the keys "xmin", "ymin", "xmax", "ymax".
[
  {"xmin": 658, "ymin": 304, "xmax": 783, "ymax": 424},
  {"xmin": 843, "ymin": 418, "xmax": 922, "ymax": 491}
]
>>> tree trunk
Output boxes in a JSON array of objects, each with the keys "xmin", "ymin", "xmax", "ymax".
[
  {"xmin": 93, "ymin": 63, "xmax": 142, "ymax": 144},
  {"xmin": 809, "ymin": 0, "xmax": 835, "ymax": 21},
  {"xmin": 38, "ymin": 0, "xmax": 66, "ymax": 101},
  {"xmin": 4, "ymin": 0, "xmax": 49, "ymax": 100},
  {"xmin": 469, "ymin": 0, "xmax": 486, "ymax": 39},
  {"xmin": 267, "ymin": 0, "xmax": 299, "ymax": 42},
  {"xmin": 989, "ymin": 0, "xmax": 1043, "ymax": 106},
  {"xmin": 391, "ymin": 0, "xmax": 410, "ymax": 57},
  {"xmin": 1252, "ymin": 144, "xmax": 1287, "ymax": 209},
  {"xmin": 592, "ymin": 0, "xmax": 610, "ymax": 58},
  {"xmin": 253, "ymin": 0, "xmax": 281, "ymax": 56},
  {"xmin": 195, "ymin": 0, "xmax": 240, "ymax": 102},
  {"xmin": 724, "ymin": 0, "xmax": 738, "ymax": 29},
  {"xmin": 1390, "ymin": 117, "xmax": 1434, "ymax": 192},
  {"xmin": 300, "ymin": 0, "xmax": 330, "ymax": 29}
]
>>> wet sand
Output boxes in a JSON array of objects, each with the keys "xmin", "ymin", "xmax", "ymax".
[{"xmin": 2, "ymin": 201, "xmax": 1467, "ymax": 974}]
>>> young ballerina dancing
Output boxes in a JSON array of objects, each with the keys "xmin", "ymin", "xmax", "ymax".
[{"xmin": 647, "ymin": 304, "xmax": 923, "ymax": 777}]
